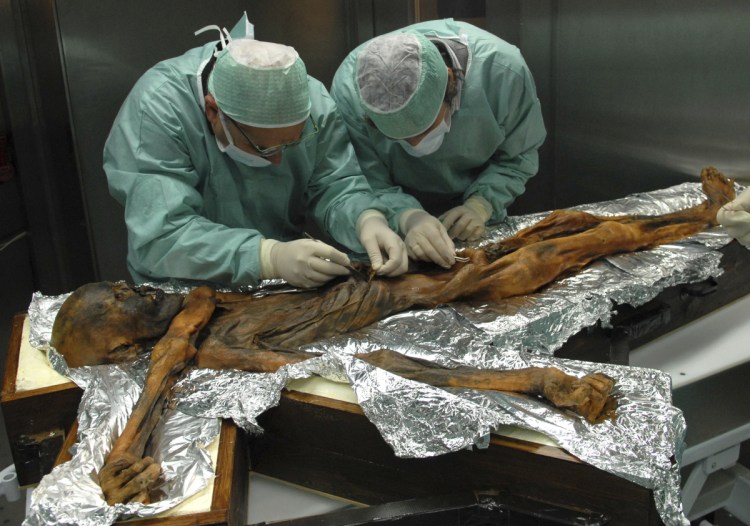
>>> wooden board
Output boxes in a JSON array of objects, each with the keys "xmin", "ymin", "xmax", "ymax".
[
  {"xmin": 12, "ymin": 241, "xmax": 740, "ymax": 524},
  {"xmin": 1, "ymin": 313, "xmax": 82, "ymax": 486},
  {"xmin": 250, "ymin": 390, "xmax": 664, "ymax": 526},
  {"xmin": 3, "ymin": 312, "xmax": 247, "ymax": 524},
  {"xmin": 54, "ymin": 419, "xmax": 247, "ymax": 526}
]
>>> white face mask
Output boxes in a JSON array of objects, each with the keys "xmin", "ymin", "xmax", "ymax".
[
  {"xmin": 398, "ymin": 113, "xmax": 451, "ymax": 157},
  {"xmin": 216, "ymin": 111, "xmax": 272, "ymax": 168}
]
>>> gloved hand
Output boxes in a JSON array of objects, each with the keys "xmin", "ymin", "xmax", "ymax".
[
  {"xmin": 440, "ymin": 195, "xmax": 492, "ymax": 241},
  {"xmin": 357, "ymin": 210, "xmax": 408, "ymax": 276},
  {"xmin": 399, "ymin": 209, "xmax": 455, "ymax": 268},
  {"xmin": 717, "ymin": 188, "xmax": 750, "ymax": 248},
  {"xmin": 260, "ymin": 238, "xmax": 351, "ymax": 288}
]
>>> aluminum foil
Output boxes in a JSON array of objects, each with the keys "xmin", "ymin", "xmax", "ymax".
[
  {"xmin": 24, "ymin": 181, "xmax": 745, "ymax": 525},
  {"xmin": 24, "ymin": 352, "xmax": 220, "ymax": 526},
  {"xmin": 449, "ymin": 181, "xmax": 734, "ymax": 356}
]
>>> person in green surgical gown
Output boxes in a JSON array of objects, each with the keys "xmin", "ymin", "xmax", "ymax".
[
  {"xmin": 331, "ymin": 19, "xmax": 547, "ymax": 269},
  {"xmin": 104, "ymin": 18, "xmax": 407, "ymax": 289}
]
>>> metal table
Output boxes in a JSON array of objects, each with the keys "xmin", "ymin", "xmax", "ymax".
[{"xmin": 631, "ymin": 293, "xmax": 750, "ymax": 523}]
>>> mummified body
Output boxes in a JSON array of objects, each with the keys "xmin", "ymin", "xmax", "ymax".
[
  {"xmin": 51, "ymin": 167, "xmax": 735, "ymax": 505},
  {"xmin": 195, "ymin": 167, "xmax": 734, "ymax": 368}
]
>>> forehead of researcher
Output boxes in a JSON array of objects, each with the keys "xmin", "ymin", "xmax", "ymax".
[
  {"xmin": 355, "ymin": 31, "xmax": 450, "ymax": 141},
  {"xmin": 205, "ymin": 38, "xmax": 312, "ymax": 164}
]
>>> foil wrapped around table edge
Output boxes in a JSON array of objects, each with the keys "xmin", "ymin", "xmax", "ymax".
[{"xmin": 24, "ymin": 181, "xmax": 745, "ymax": 526}]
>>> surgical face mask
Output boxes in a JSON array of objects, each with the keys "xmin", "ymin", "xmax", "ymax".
[
  {"xmin": 398, "ymin": 113, "xmax": 451, "ymax": 157},
  {"xmin": 216, "ymin": 111, "xmax": 272, "ymax": 168}
]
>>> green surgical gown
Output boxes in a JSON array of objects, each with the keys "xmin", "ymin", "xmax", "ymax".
[
  {"xmin": 105, "ymin": 41, "xmax": 388, "ymax": 287},
  {"xmin": 330, "ymin": 19, "xmax": 547, "ymax": 224}
]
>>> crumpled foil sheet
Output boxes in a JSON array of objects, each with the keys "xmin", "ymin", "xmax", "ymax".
[
  {"xmin": 24, "ymin": 181, "xmax": 744, "ymax": 526},
  {"xmin": 24, "ymin": 349, "xmax": 219, "ymax": 526}
]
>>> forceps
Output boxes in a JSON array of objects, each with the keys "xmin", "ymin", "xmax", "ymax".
[{"xmin": 303, "ymin": 232, "xmax": 369, "ymax": 280}]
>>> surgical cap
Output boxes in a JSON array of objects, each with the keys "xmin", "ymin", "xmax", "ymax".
[
  {"xmin": 208, "ymin": 39, "xmax": 311, "ymax": 127},
  {"xmin": 355, "ymin": 32, "xmax": 448, "ymax": 139}
]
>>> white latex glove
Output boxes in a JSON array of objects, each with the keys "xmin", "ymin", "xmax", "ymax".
[
  {"xmin": 356, "ymin": 210, "xmax": 408, "ymax": 276},
  {"xmin": 440, "ymin": 195, "xmax": 492, "ymax": 241},
  {"xmin": 260, "ymin": 238, "xmax": 351, "ymax": 288},
  {"xmin": 717, "ymin": 188, "xmax": 750, "ymax": 248},
  {"xmin": 399, "ymin": 209, "xmax": 455, "ymax": 268}
]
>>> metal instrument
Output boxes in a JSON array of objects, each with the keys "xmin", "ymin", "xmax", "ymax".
[{"xmin": 304, "ymin": 233, "xmax": 369, "ymax": 280}]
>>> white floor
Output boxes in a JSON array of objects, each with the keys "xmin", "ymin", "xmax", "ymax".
[{"xmin": 246, "ymin": 472, "xmax": 357, "ymax": 524}]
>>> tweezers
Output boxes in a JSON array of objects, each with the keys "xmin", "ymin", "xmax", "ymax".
[{"xmin": 304, "ymin": 232, "xmax": 369, "ymax": 280}]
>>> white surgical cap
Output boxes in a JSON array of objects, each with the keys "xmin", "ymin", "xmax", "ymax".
[
  {"xmin": 355, "ymin": 32, "xmax": 448, "ymax": 139},
  {"xmin": 208, "ymin": 39, "xmax": 311, "ymax": 128}
]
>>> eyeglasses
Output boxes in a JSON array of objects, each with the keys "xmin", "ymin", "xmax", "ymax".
[{"xmin": 227, "ymin": 115, "xmax": 319, "ymax": 157}]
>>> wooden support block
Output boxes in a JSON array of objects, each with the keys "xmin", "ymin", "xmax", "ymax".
[
  {"xmin": 250, "ymin": 390, "xmax": 664, "ymax": 525},
  {"xmin": 54, "ymin": 419, "xmax": 248, "ymax": 526},
  {"xmin": 1, "ymin": 313, "xmax": 82, "ymax": 486}
]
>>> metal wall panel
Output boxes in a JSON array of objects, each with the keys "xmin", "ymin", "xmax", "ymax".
[
  {"xmin": 553, "ymin": 1, "xmax": 750, "ymax": 208},
  {"xmin": 5, "ymin": 1, "xmax": 748, "ymax": 284},
  {"xmin": 487, "ymin": 0, "xmax": 556, "ymax": 214},
  {"xmin": 515, "ymin": 1, "xmax": 556, "ymax": 214},
  {"xmin": 242, "ymin": 0, "xmax": 361, "ymax": 88},
  {"xmin": 0, "ymin": 0, "xmax": 94, "ymax": 293}
]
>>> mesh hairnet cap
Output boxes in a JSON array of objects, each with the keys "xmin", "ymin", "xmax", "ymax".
[
  {"xmin": 208, "ymin": 39, "xmax": 311, "ymax": 127},
  {"xmin": 356, "ymin": 32, "xmax": 448, "ymax": 139}
]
